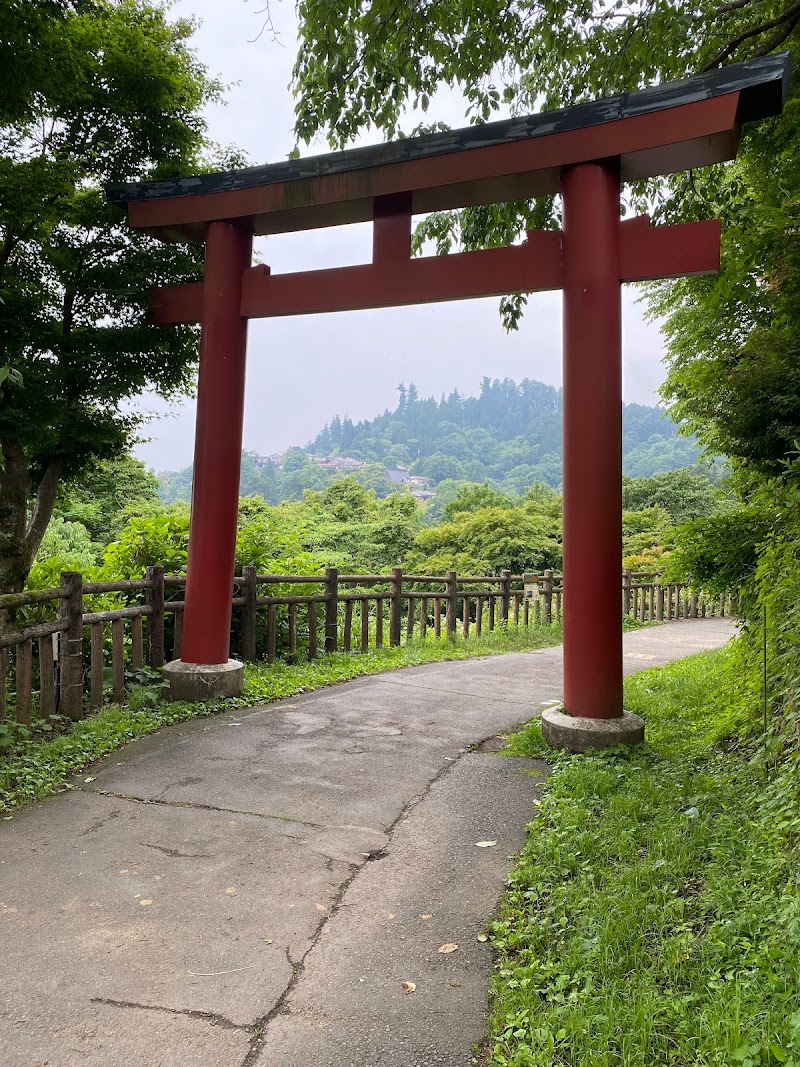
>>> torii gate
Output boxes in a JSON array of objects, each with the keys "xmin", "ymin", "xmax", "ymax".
[{"xmin": 109, "ymin": 53, "xmax": 788, "ymax": 748}]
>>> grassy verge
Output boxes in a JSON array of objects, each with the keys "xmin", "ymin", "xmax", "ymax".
[
  {"xmin": 0, "ymin": 624, "xmax": 561, "ymax": 816},
  {"xmin": 487, "ymin": 643, "xmax": 800, "ymax": 1067}
]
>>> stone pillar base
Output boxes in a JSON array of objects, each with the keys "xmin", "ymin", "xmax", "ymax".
[
  {"xmin": 541, "ymin": 706, "xmax": 645, "ymax": 753},
  {"xmin": 163, "ymin": 659, "xmax": 244, "ymax": 702}
]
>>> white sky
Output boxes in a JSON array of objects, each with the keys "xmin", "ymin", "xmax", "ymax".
[{"xmin": 132, "ymin": 0, "xmax": 669, "ymax": 472}]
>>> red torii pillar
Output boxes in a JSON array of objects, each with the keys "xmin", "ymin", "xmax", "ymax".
[{"xmin": 543, "ymin": 161, "xmax": 633, "ymax": 749}]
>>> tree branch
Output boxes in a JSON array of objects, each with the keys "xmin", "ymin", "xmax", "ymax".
[
  {"xmin": 712, "ymin": 0, "xmax": 757, "ymax": 16},
  {"xmin": 0, "ymin": 217, "xmax": 39, "ymax": 278},
  {"xmin": 752, "ymin": 11, "xmax": 800, "ymax": 55},
  {"xmin": 700, "ymin": 0, "xmax": 800, "ymax": 70},
  {"xmin": 25, "ymin": 455, "xmax": 66, "ymax": 561}
]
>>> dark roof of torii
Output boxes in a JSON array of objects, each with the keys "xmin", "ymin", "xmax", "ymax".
[{"xmin": 107, "ymin": 52, "xmax": 790, "ymax": 242}]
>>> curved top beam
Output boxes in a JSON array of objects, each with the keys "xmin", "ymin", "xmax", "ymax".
[{"xmin": 107, "ymin": 53, "xmax": 789, "ymax": 242}]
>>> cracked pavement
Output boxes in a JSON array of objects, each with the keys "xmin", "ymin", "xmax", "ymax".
[{"xmin": 0, "ymin": 619, "xmax": 735, "ymax": 1067}]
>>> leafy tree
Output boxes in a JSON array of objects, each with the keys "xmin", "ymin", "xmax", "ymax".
[
  {"xmin": 157, "ymin": 463, "xmax": 194, "ymax": 505},
  {"xmin": 35, "ymin": 516, "xmax": 98, "ymax": 571},
  {"xmin": 442, "ymin": 482, "xmax": 512, "ymax": 520},
  {"xmin": 352, "ymin": 463, "xmax": 396, "ymax": 498},
  {"xmin": 103, "ymin": 506, "xmax": 191, "ymax": 578},
  {"xmin": 407, "ymin": 504, "xmax": 561, "ymax": 575},
  {"xmin": 621, "ymin": 468, "xmax": 727, "ymax": 525},
  {"xmin": 622, "ymin": 506, "xmax": 674, "ymax": 563},
  {"xmin": 56, "ymin": 454, "xmax": 159, "ymax": 545},
  {"xmin": 296, "ymin": 478, "xmax": 421, "ymax": 572},
  {"xmin": 0, "ymin": 0, "xmax": 220, "ymax": 591},
  {"xmin": 293, "ymin": 1, "xmax": 797, "ymax": 148}
]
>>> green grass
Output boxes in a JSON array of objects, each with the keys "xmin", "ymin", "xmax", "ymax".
[
  {"xmin": 488, "ymin": 644, "xmax": 800, "ymax": 1067},
  {"xmin": 0, "ymin": 624, "xmax": 561, "ymax": 816}
]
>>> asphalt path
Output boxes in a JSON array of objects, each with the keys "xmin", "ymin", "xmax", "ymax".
[{"xmin": 0, "ymin": 618, "xmax": 735, "ymax": 1067}]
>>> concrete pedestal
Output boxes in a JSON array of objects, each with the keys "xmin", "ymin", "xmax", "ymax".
[
  {"xmin": 541, "ymin": 706, "xmax": 645, "ymax": 753},
  {"xmin": 163, "ymin": 658, "xmax": 244, "ymax": 702}
]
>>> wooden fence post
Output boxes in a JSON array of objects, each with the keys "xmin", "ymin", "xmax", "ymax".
[
  {"xmin": 445, "ymin": 570, "xmax": 457, "ymax": 638},
  {"xmin": 390, "ymin": 567, "xmax": 403, "ymax": 646},
  {"xmin": 59, "ymin": 571, "xmax": 84, "ymax": 720},
  {"xmin": 145, "ymin": 565, "xmax": 165, "ymax": 668},
  {"xmin": 622, "ymin": 568, "xmax": 632, "ymax": 616},
  {"xmin": 241, "ymin": 565, "xmax": 257, "ymax": 662},
  {"xmin": 656, "ymin": 583, "xmax": 665, "ymax": 621},
  {"xmin": 543, "ymin": 569, "xmax": 554, "ymax": 626},
  {"xmin": 499, "ymin": 569, "xmax": 511, "ymax": 625},
  {"xmin": 324, "ymin": 567, "xmax": 339, "ymax": 653}
]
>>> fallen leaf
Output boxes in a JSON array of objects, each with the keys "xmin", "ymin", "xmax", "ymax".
[
  {"xmin": 475, "ymin": 841, "xmax": 497, "ymax": 848},
  {"xmin": 224, "ymin": 887, "xmax": 237, "ymax": 895},
  {"xmin": 401, "ymin": 981, "xmax": 416, "ymax": 995},
  {"xmin": 448, "ymin": 980, "xmax": 462, "ymax": 987},
  {"xmin": 476, "ymin": 933, "xmax": 489, "ymax": 942},
  {"xmin": 315, "ymin": 902, "xmax": 327, "ymax": 913},
  {"xmin": 84, "ymin": 777, "xmax": 95, "ymax": 783},
  {"xmin": 420, "ymin": 914, "xmax": 433, "ymax": 921},
  {"xmin": 438, "ymin": 943, "xmax": 458, "ymax": 954},
  {"xmin": 138, "ymin": 899, "xmax": 153, "ymax": 907}
]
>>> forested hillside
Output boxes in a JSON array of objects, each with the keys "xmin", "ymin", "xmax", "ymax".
[{"xmin": 158, "ymin": 377, "xmax": 701, "ymax": 503}]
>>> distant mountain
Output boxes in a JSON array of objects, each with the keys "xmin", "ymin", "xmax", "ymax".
[
  {"xmin": 158, "ymin": 377, "xmax": 702, "ymax": 504},
  {"xmin": 307, "ymin": 378, "xmax": 700, "ymax": 489}
]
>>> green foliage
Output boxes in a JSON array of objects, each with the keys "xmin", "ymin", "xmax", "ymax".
[
  {"xmin": 56, "ymin": 455, "xmax": 159, "ymax": 546},
  {"xmin": 622, "ymin": 467, "xmax": 728, "ymax": 525},
  {"xmin": 651, "ymin": 85, "xmax": 800, "ymax": 479},
  {"xmin": 38, "ymin": 463, "xmax": 728, "ymax": 591},
  {"xmin": 293, "ymin": 0, "xmax": 793, "ymax": 151},
  {"xmin": 442, "ymin": 482, "xmax": 514, "ymax": 520},
  {"xmin": 34, "ymin": 516, "xmax": 99, "ymax": 571},
  {"xmin": 234, "ymin": 508, "xmax": 323, "ymax": 575},
  {"xmin": 407, "ymin": 502, "xmax": 561, "ymax": 575},
  {"xmin": 296, "ymin": 478, "xmax": 422, "ymax": 572},
  {"xmin": 492, "ymin": 646, "xmax": 800, "ymax": 1066},
  {"xmin": 665, "ymin": 506, "xmax": 769, "ymax": 595},
  {"xmin": 0, "ymin": 625, "xmax": 562, "ymax": 815},
  {"xmin": 622, "ymin": 506, "xmax": 673, "ymax": 564},
  {"xmin": 0, "ymin": 0, "xmax": 221, "ymax": 591},
  {"xmin": 102, "ymin": 507, "xmax": 190, "ymax": 578}
]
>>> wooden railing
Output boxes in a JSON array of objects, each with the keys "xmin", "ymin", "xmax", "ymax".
[{"xmin": 0, "ymin": 566, "xmax": 736, "ymax": 725}]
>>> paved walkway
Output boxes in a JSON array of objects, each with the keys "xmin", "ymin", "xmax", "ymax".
[{"xmin": 0, "ymin": 618, "xmax": 735, "ymax": 1067}]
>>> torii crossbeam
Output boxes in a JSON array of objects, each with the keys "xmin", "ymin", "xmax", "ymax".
[{"xmin": 108, "ymin": 54, "xmax": 789, "ymax": 744}]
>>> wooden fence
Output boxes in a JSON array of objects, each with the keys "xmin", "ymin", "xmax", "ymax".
[{"xmin": 0, "ymin": 567, "xmax": 736, "ymax": 725}]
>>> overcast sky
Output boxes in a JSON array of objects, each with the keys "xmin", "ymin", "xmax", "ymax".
[{"xmin": 132, "ymin": 0, "xmax": 669, "ymax": 472}]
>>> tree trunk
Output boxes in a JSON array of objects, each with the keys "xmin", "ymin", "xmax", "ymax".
[{"xmin": 0, "ymin": 434, "xmax": 65, "ymax": 599}]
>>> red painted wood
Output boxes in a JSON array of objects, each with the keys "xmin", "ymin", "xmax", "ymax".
[
  {"xmin": 150, "ymin": 233, "xmax": 563, "ymax": 324},
  {"xmin": 561, "ymin": 163, "xmax": 623, "ymax": 720},
  {"xmin": 242, "ymin": 234, "xmax": 563, "ymax": 317},
  {"xmin": 127, "ymin": 95, "xmax": 739, "ymax": 240},
  {"xmin": 149, "ymin": 219, "xmax": 719, "ymax": 326},
  {"xmin": 619, "ymin": 215, "xmax": 721, "ymax": 280},
  {"xmin": 150, "ymin": 281, "xmax": 203, "ymax": 326},
  {"xmin": 373, "ymin": 192, "xmax": 413, "ymax": 262},
  {"xmin": 181, "ymin": 222, "xmax": 253, "ymax": 665}
]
